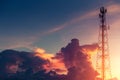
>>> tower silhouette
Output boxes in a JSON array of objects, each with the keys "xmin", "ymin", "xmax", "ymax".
[{"xmin": 96, "ymin": 7, "xmax": 112, "ymax": 80}]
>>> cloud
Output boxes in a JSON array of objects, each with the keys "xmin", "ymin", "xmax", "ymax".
[
  {"xmin": 41, "ymin": 26, "xmax": 65, "ymax": 35},
  {"xmin": 107, "ymin": 4, "xmax": 120, "ymax": 14},
  {"xmin": 51, "ymin": 3, "xmax": 120, "ymax": 32},
  {"xmin": 81, "ymin": 43, "xmax": 99, "ymax": 56},
  {"xmin": 0, "ymin": 38, "xmax": 99, "ymax": 80},
  {"xmin": 34, "ymin": 48, "xmax": 67, "ymax": 74},
  {"xmin": 0, "ymin": 49, "xmax": 48, "ymax": 76},
  {"xmin": 0, "ymin": 36, "xmax": 36, "ymax": 50},
  {"xmin": 0, "ymin": 25, "xmax": 67, "ymax": 50},
  {"xmin": 35, "ymin": 48, "xmax": 46, "ymax": 54},
  {"xmin": 61, "ymin": 38, "xmax": 98, "ymax": 80}
]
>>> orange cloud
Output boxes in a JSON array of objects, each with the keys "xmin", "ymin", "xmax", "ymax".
[{"xmin": 34, "ymin": 48, "xmax": 67, "ymax": 75}]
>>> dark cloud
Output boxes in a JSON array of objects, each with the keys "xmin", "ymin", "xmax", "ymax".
[
  {"xmin": 0, "ymin": 49, "xmax": 67, "ymax": 80},
  {"xmin": 0, "ymin": 49, "xmax": 48, "ymax": 78},
  {"xmin": 61, "ymin": 38, "xmax": 98, "ymax": 80},
  {"xmin": 0, "ymin": 39, "xmax": 115, "ymax": 80}
]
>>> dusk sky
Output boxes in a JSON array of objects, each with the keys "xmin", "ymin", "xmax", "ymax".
[
  {"xmin": 0, "ymin": 0, "xmax": 113, "ymax": 52},
  {"xmin": 1, "ymin": 0, "xmax": 120, "ymax": 79}
]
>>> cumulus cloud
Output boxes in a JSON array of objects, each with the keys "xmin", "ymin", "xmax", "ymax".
[
  {"xmin": 34, "ymin": 48, "xmax": 67, "ymax": 74},
  {"xmin": 61, "ymin": 38, "xmax": 98, "ymax": 80},
  {"xmin": 0, "ymin": 38, "xmax": 101, "ymax": 80},
  {"xmin": 2, "ymin": 38, "xmax": 119, "ymax": 80},
  {"xmin": 0, "ymin": 49, "xmax": 48, "ymax": 76}
]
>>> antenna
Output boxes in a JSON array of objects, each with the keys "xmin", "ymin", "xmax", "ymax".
[{"xmin": 96, "ymin": 7, "xmax": 112, "ymax": 80}]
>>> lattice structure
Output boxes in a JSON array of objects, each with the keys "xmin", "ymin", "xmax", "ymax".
[{"xmin": 96, "ymin": 7, "xmax": 112, "ymax": 80}]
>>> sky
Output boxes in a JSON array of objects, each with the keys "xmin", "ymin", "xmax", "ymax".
[{"xmin": 1, "ymin": 0, "xmax": 120, "ymax": 79}]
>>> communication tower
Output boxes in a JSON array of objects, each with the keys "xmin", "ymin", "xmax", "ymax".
[{"xmin": 96, "ymin": 7, "xmax": 112, "ymax": 80}]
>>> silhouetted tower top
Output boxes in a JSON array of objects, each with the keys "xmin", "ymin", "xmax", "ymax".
[{"xmin": 99, "ymin": 7, "xmax": 107, "ymax": 26}]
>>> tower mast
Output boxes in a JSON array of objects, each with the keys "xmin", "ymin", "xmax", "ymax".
[{"xmin": 96, "ymin": 7, "xmax": 112, "ymax": 80}]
